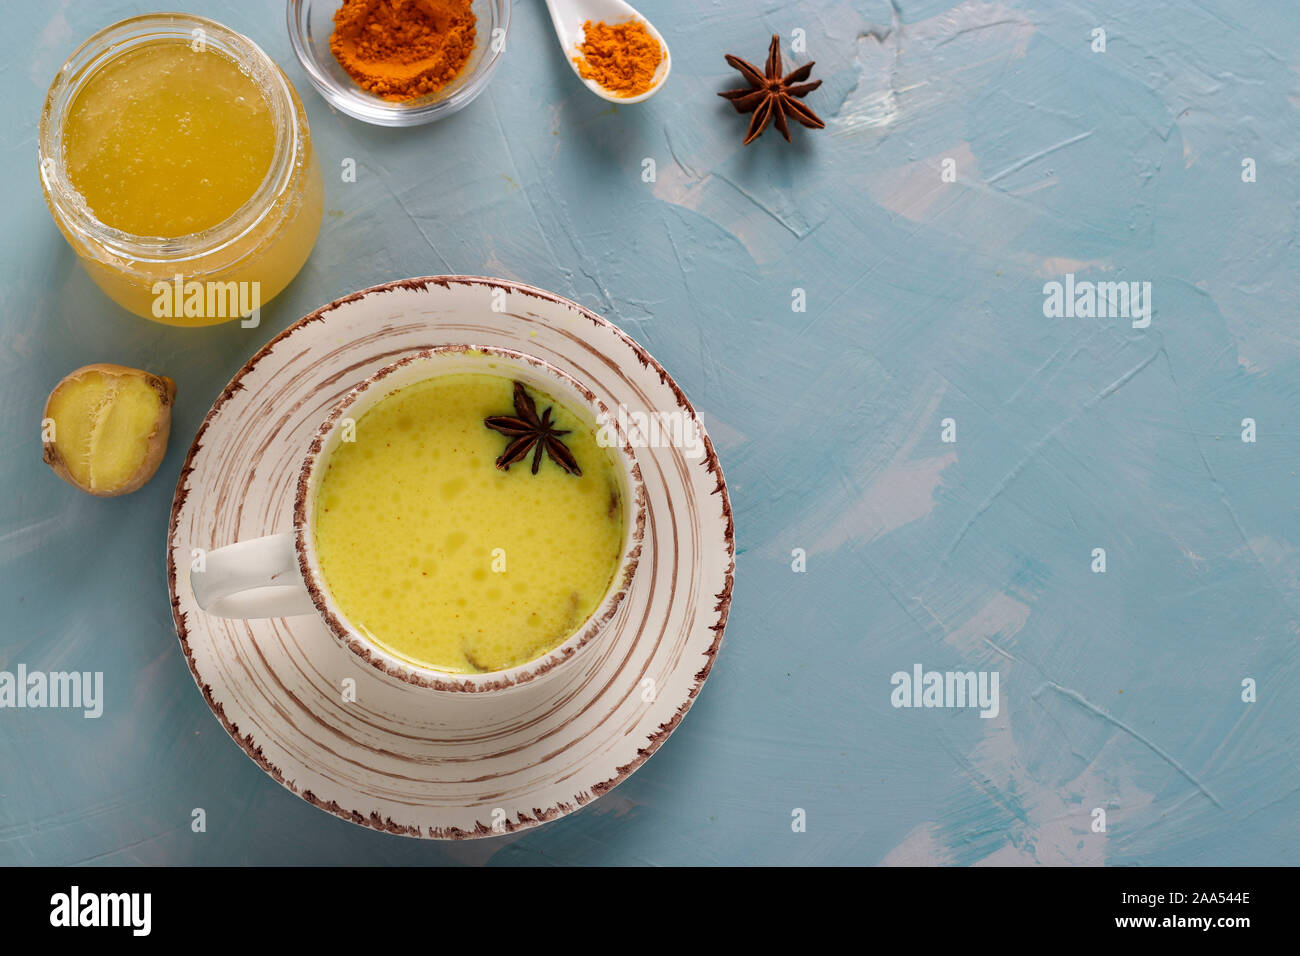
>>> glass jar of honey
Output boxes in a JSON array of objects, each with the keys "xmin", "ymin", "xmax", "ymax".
[{"xmin": 38, "ymin": 14, "xmax": 323, "ymax": 327}]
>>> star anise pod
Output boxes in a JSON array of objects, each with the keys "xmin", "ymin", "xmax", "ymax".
[
  {"xmin": 484, "ymin": 381, "xmax": 582, "ymax": 476},
  {"xmin": 718, "ymin": 34, "xmax": 824, "ymax": 145}
]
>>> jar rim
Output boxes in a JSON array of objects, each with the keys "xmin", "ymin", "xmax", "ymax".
[{"xmin": 38, "ymin": 13, "xmax": 301, "ymax": 264}]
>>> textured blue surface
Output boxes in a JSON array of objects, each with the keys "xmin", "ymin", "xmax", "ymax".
[{"xmin": 2, "ymin": 0, "xmax": 1299, "ymax": 865}]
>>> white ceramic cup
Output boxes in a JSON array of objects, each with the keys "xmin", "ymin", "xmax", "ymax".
[{"xmin": 190, "ymin": 345, "xmax": 645, "ymax": 693}]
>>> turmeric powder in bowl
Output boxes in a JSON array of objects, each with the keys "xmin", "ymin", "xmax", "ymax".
[
  {"xmin": 574, "ymin": 19, "xmax": 663, "ymax": 98},
  {"xmin": 329, "ymin": 0, "xmax": 476, "ymax": 101}
]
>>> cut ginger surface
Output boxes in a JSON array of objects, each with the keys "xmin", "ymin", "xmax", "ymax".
[{"xmin": 43, "ymin": 364, "xmax": 176, "ymax": 496}]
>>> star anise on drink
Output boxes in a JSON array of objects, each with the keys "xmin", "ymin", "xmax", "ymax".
[
  {"xmin": 718, "ymin": 34, "xmax": 825, "ymax": 145},
  {"xmin": 484, "ymin": 381, "xmax": 582, "ymax": 476}
]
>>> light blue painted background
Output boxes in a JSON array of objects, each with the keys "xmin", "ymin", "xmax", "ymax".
[{"xmin": 2, "ymin": 0, "xmax": 1298, "ymax": 865}]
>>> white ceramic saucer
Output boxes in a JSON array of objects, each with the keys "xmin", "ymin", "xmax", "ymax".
[{"xmin": 166, "ymin": 277, "xmax": 734, "ymax": 838}]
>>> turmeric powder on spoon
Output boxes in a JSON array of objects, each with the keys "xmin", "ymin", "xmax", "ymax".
[
  {"xmin": 574, "ymin": 20, "xmax": 663, "ymax": 98},
  {"xmin": 330, "ymin": 0, "xmax": 476, "ymax": 101}
]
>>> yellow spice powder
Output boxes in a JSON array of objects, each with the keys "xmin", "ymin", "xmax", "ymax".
[
  {"xmin": 330, "ymin": 0, "xmax": 476, "ymax": 101},
  {"xmin": 574, "ymin": 19, "xmax": 662, "ymax": 97}
]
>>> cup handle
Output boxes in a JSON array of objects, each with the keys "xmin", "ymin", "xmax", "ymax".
[{"xmin": 189, "ymin": 533, "xmax": 318, "ymax": 619}]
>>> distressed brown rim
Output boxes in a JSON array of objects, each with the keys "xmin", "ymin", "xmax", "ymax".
[
  {"xmin": 166, "ymin": 276, "xmax": 736, "ymax": 839},
  {"xmin": 291, "ymin": 344, "xmax": 647, "ymax": 692}
]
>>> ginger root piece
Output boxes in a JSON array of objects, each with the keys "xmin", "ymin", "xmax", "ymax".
[{"xmin": 42, "ymin": 364, "xmax": 177, "ymax": 497}]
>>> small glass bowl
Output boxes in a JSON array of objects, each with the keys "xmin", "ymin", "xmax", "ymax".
[{"xmin": 286, "ymin": 0, "xmax": 510, "ymax": 127}]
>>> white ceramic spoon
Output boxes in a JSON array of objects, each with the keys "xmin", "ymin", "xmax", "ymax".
[{"xmin": 543, "ymin": 0, "xmax": 671, "ymax": 103}]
